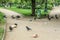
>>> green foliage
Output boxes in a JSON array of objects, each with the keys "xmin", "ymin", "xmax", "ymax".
[
  {"xmin": 0, "ymin": 0, "xmax": 60, "ymax": 17},
  {"xmin": 47, "ymin": 4, "xmax": 53, "ymax": 10},
  {"xmin": 0, "ymin": 0, "xmax": 60, "ymax": 10}
]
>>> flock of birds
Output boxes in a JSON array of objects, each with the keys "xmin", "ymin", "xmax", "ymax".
[
  {"xmin": 3, "ymin": 14, "xmax": 59, "ymax": 38},
  {"xmin": 3, "ymin": 15, "xmax": 39, "ymax": 38},
  {"xmin": 3, "ymin": 14, "xmax": 59, "ymax": 31}
]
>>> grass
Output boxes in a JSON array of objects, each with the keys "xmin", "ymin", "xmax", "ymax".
[
  {"xmin": 0, "ymin": 12, "xmax": 5, "ymax": 24},
  {"xmin": 0, "ymin": 12, "xmax": 5, "ymax": 40},
  {"xmin": 7, "ymin": 7, "xmax": 51, "ymax": 17},
  {"xmin": 5, "ymin": 7, "xmax": 51, "ymax": 18},
  {"xmin": 8, "ymin": 7, "xmax": 32, "ymax": 16},
  {"xmin": 0, "ymin": 7, "xmax": 6, "ymax": 40},
  {"xmin": 0, "ymin": 27, "xmax": 4, "ymax": 40}
]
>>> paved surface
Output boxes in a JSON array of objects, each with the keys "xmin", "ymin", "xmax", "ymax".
[{"xmin": 0, "ymin": 8, "xmax": 60, "ymax": 40}]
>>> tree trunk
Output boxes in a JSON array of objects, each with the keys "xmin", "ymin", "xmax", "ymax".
[{"xmin": 31, "ymin": 0, "xmax": 35, "ymax": 16}]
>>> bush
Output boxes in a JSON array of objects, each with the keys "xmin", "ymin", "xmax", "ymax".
[
  {"xmin": 36, "ymin": 5, "xmax": 41, "ymax": 9},
  {"xmin": 47, "ymin": 4, "xmax": 53, "ymax": 10}
]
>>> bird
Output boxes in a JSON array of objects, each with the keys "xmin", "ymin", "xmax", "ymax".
[
  {"xmin": 16, "ymin": 15, "xmax": 20, "ymax": 18},
  {"xmin": 48, "ymin": 15, "xmax": 51, "ymax": 20},
  {"xmin": 9, "ymin": 23, "xmax": 18, "ymax": 31},
  {"xmin": 26, "ymin": 26, "xmax": 32, "ymax": 31},
  {"xmin": 9, "ymin": 26, "xmax": 13, "ymax": 31},
  {"xmin": 3, "ymin": 15, "xmax": 7, "ymax": 18},
  {"xmin": 11, "ymin": 15, "xmax": 15, "ymax": 19},
  {"xmin": 34, "ymin": 17, "xmax": 36, "ymax": 20},
  {"xmin": 55, "ymin": 14, "xmax": 58, "ymax": 19}
]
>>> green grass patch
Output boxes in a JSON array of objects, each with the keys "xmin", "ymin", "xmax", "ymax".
[
  {"xmin": 0, "ymin": 12, "xmax": 5, "ymax": 24},
  {"xmin": 7, "ymin": 7, "xmax": 51, "ymax": 18},
  {"xmin": 0, "ymin": 28, "xmax": 4, "ymax": 40},
  {"xmin": 8, "ymin": 7, "xmax": 32, "ymax": 16}
]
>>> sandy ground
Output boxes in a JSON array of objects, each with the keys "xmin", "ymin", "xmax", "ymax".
[{"xmin": 0, "ymin": 8, "xmax": 60, "ymax": 40}]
